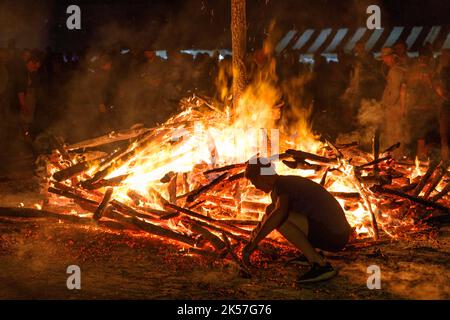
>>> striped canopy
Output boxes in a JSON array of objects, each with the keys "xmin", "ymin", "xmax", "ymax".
[{"xmin": 276, "ymin": 26, "xmax": 450, "ymax": 54}]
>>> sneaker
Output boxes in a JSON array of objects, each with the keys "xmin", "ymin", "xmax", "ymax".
[
  {"xmin": 285, "ymin": 251, "xmax": 326, "ymax": 266},
  {"xmin": 297, "ymin": 262, "xmax": 337, "ymax": 284}
]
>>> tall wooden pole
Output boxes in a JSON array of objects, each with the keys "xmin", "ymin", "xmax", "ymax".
[{"xmin": 231, "ymin": 0, "xmax": 247, "ymax": 110}]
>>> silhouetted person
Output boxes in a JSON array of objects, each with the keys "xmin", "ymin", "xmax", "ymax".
[
  {"xmin": 16, "ymin": 54, "xmax": 42, "ymax": 143},
  {"xmin": 242, "ymin": 158, "xmax": 352, "ymax": 283},
  {"xmin": 405, "ymin": 46, "xmax": 440, "ymax": 159}
]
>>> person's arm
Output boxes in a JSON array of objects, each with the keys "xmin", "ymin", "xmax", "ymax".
[{"xmin": 242, "ymin": 194, "xmax": 289, "ymax": 266}]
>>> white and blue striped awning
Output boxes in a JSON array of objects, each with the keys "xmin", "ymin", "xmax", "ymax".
[{"xmin": 276, "ymin": 25, "xmax": 450, "ymax": 54}]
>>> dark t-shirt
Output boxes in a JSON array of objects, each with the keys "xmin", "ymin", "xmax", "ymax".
[{"xmin": 271, "ymin": 175, "xmax": 351, "ymax": 249}]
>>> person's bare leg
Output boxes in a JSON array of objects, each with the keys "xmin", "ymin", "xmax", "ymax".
[{"xmin": 278, "ymin": 214, "xmax": 326, "ymax": 266}]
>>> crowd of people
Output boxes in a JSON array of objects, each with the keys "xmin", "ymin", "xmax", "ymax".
[
  {"xmin": 0, "ymin": 38, "xmax": 449, "ymax": 161},
  {"xmin": 256, "ymin": 40, "xmax": 449, "ymax": 161},
  {"xmin": 0, "ymin": 40, "xmax": 222, "ymax": 152}
]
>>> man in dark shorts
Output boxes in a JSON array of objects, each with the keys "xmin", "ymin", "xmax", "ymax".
[{"xmin": 242, "ymin": 158, "xmax": 352, "ymax": 283}]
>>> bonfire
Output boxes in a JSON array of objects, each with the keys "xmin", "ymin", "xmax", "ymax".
[{"xmin": 9, "ymin": 79, "xmax": 448, "ymax": 276}]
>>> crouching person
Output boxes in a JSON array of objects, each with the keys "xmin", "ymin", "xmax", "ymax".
[{"xmin": 242, "ymin": 158, "xmax": 353, "ymax": 283}]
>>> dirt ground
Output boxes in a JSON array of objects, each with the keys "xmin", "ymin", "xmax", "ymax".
[{"xmin": 1, "ymin": 156, "xmax": 449, "ymax": 300}]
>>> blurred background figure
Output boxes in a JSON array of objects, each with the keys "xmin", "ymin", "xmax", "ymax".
[
  {"xmin": 379, "ymin": 47, "xmax": 407, "ymax": 159},
  {"xmin": 405, "ymin": 46, "xmax": 440, "ymax": 160}
]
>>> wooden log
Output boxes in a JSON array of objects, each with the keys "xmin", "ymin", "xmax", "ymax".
[
  {"xmin": 329, "ymin": 191, "xmax": 361, "ymax": 199},
  {"xmin": 184, "ymin": 217, "xmax": 247, "ymax": 242},
  {"xmin": 285, "ymin": 149, "xmax": 337, "ymax": 164},
  {"xmin": 48, "ymin": 185, "xmax": 104, "ymax": 212},
  {"xmin": 382, "ymin": 142, "xmax": 401, "ymax": 154},
  {"xmin": 204, "ymin": 195, "xmax": 236, "ymax": 207},
  {"xmin": 204, "ymin": 163, "xmax": 247, "ymax": 175},
  {"xmin": 81, "ymin": 129, "xmax": 166, "ymax": 185},
  {"xmin": 0, "ymin": 207, "xmax": 129, "ymax": 233},
  {"xmin": 372, "ymin": 186, "xmax": 450, "ymax": 213},
  {"xmin": 78, "ymin": 148, "xmax": 127, "ymax": 187},
  {"xmin": 0, "ymin": 206, "xmax": 88, "ymax": 223},
  {"xmin": 52, "ymin": 161, "xmax": 91, "ymax": 182},
  {"xmin": 159, "ymin": 212, "xmax": 180, "ymax": 220},
  {"xmin": 386, "ymin": 168, "xmax": 406, "ymax": 179},
  {"xmin": 148, "ymin": 187, "xmax": 170, "ymax": 206},
  {"xmin": 132, "ymin": 216, "xmax": 197, "ymax": 246},
  {"xmin": 48, "ymin": 187, "xmax": 99, "ymax": 207},
  {"xmin": 353, "ymin": 172, "xmax": 379, "ymax": 240},
  {"xmin": 183, "ymin": 219, "xmax": 226, "ymax": 251},
  {"xmin": 231, "ymin": 0, "xmax": 247, "ymax": 108},
  {"xmin": 423, "ymin": 163, "xmax": 448, "ymax": 199},
  {"xmin": 241, "ymin": 201, "xmax": 268, "ymax": 212},
  {"xmin": 168, "ymin": 173, "xmax": 178, "ymax": 204},
  {"xmin": 356, "ymin": 156, "xmax": 391, "ymax": 169},
  {"xmin": 66, "ymin": 127, "xmax": 151, "ymax": 150},
  {"xmin": 359, "ymin": 174, "xmax": 392, "ymax": 186},
  {"xmin": 282, "ymin": 160, "xmax": 323, "ymax": 171},
  {"xmin": 324, "ymin": 139, "xmax": 345, "ymax": 160},
  {"xmin": 51, "ymin": 181, "xmax": 103, "ymax": 203},
  {"xmin": 372, "ymin": 128, "xmax": 381, "ymax": 173},
  {"xmin": 430, "ymin": 183, "xmax": 450, "ymax": 202},
  {"xmin": 165, "ymin": 203, "xmax": 251, "ymax": 236},
  {"xmin": 102, "ymin": 209, "xmax": 140, "ymax": 229},
  {"xmin": 182, "ymin": 172, "xmax": 190, "ymax": 195},
  {"xmin": 109, "ymin": 210, "xmax": 197, "ymax": 246},
  {"xmin": 188, "ymin": 200, "xmax": 206, "ymax": 210},
  {"xmin": 127, "ymin": 189, "xmax": 149, "ymax": 206},
  {"xmin": 160, "ymin": 171, "xmax": 176, "ymax": 183},
  {"xmin": 393, "ymin": 183, "xmax": 418, "ymax": 193},
  {"xmin": 109, "ymin": 199, "xmax": 162, "ymax": 220},
  {"xmin": 84, "ymin": 174, "xmax": 129, "ymax": 190},
  {"xmin": 217, "ymin": 219, "xmax": 259, "ymax": 226},
  {"xmin": 181, "ymin": 172, "xmax": 229, "ymax": 203},
  {"xmin": 227, "ymin": 171, "xmax": 245, "ymax": 182},
  {"xmin": 413, "ymin": 160, "xmax": 440, "ymax": 197},
  {"xmin": 320, "ymin": 168, "xmax": 329, "ymax": 186},
  {"xmin": 327, "ymin": 139, "xmax": 379, "ymax": 239},
  {"xmin": 93, "ymin": 188, "xmax": 113, "ymax": 221}
]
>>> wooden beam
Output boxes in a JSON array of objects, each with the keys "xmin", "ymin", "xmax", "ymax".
[{"xmin": 231, "ymin": 0, "xmax": 247, "ymax": 109}]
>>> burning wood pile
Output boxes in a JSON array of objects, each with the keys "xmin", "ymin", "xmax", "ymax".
[{"xmin": 16, "ymin": 94, "xmax": 449, "ymax": 272}]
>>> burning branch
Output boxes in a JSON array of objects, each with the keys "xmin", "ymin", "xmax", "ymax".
[
  {"xmin": 372, "ymin": 186, "xmax": 450, "ymax": 213},
  {"xmin": 181, "ymin": 172, "xmax": 229, "ymax": 203}
]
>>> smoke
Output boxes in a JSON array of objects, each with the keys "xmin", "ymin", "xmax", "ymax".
[
  {"xmin": 337, "ymin": 99, "xmax": 384, "ymax": 149},
  {"xmin": 46, "ymin": 0, "xmax": 230, "ymax": 144},
  {"xmin": 358, "ymin": 99, "xmax": 384, "ymax": 129},
  {"xmin": 3, "ymin": 0, "xmax": 394, "ymax": 148},
  {"xmin": 0, "ymin": 0, "xmax": 52, "ymax": 49}
]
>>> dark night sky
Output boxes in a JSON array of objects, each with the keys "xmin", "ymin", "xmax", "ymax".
[{"xmin": 0, "ymin": 0, "xmax": 449, "ymax": 50}]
